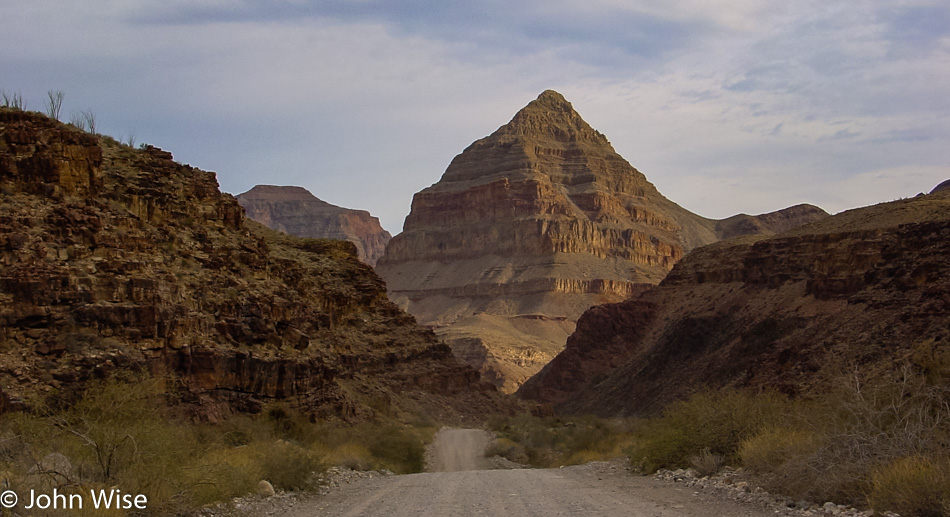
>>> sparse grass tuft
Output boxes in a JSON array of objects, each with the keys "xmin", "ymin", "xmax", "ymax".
[{"xmin": 689, "ymin": 448, "xmax": 725, "ymax": 477}]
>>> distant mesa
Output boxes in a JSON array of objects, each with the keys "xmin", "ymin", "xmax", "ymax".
[
  {"xmin": 375, "ymin": 90, "xmax": 828, "ymax": 393},
  {"xmin": 236, "ymin": 185, "xmax": 391, "ymax": 266}
]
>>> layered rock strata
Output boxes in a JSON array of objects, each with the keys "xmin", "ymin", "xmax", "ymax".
[
  {"xmin": 0, "ymin": 108, "xmax": 511, "ymax": 421},
  {"xmin": 518, "ymin": 189, "xmax": 950, "ymax": 415},
  {"xmin": 236, "ymin": 185, "xmax": 391, "ymax": 266},
  {"xmin": 376, "ymin": 90, "xmax": 827, "ymax": 392}
]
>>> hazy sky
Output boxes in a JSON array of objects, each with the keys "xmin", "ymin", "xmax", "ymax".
[{"xmin": 3, "ymin": 1, "xmax": 948, "ymax": 233}]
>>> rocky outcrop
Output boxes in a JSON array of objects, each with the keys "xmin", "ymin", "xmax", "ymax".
[
  {"xmin": 376, "ymin": 90, "xmax": 827, "ymax": 393},
  {"xmin": 518, "ymin": 189, "xmax": 950, "ymax": 415},
  {"xmin": 931, "ymin": 179, "xmax": 950, "ymax": 194},
  {"xmin": 236, "ymin": 185, "xmax": 391, "ymax": 266},
  {"xmin": 0, "ymin": 108, "xmax": 512, "ymax": 422}
]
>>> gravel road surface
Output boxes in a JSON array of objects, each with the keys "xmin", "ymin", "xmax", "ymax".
[{"xmin": 285, "ymin": 428, "xmax": 776, "ymax": 517}]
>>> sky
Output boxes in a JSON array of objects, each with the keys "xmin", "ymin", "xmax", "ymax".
[{"xmin": 2, "ymin": 1, "xmax": 948, "ymax": 233}]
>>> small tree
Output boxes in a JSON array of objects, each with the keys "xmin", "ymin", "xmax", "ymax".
[
  {"xmin": 0, "ymin": 89, "xmax": 25, "ymax": 110},
  {"xmin": 45, "ymin": 90, "xmax": 64, "ymax": 120},
  {"xmin": 81, "ymin": 110, "xmax": 97, "ymax": 135},
  {"xmin": 69, "ymin": 111, "xmax": 86, "ymax": 130}
]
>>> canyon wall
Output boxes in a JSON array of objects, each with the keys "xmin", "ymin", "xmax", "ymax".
[
  {"xmin": 0, "ymin": 108, "xmax": 511, "ymax": 421},
  {"xmin": 519, "ymin": 189, "xmax": 950, "ymax": 415}
]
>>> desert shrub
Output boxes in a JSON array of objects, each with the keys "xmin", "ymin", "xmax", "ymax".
[
  {"xmin": 326, "ymin": 442, "xmax": 376, "ymax": 471},
  {"xmin": 739, "ymin": 428, "xmax": 823, "ymax": 474},
  {"xmin": 737, "ymin": 427, "xmax": 829, "ymax": 500},
  {"xmin": 367, "ymin": 423, "xmax": 426, "ymax": 473},
  {"xmin": 311, "ymin": 420, "xmax": 429, "ymax": 474},
  {"xmin": 253, "ymin": 440, "xmax": 326, "ymax": 491},
  {"xmin": 0, "ymin": 374, "xmax": 205, "ymax": 514},
  {"xmin": 487, "ymin": 415, "xmax": 634, "ymax": 468},
  {"xmin": 484, "ymin": 437, "xmax": 528, "ymax": 464},
  {"xmin": 867, "ymin": 456, "xmax": 950, "ymax": 517},
  {"xmin": 689, "ymin": 448, "xmax": 725, "ymax": 477},
  {"xmin": 790, "ymin": 367, "xmax": 950, "ymax": 505},
  {"xmin": 627, "ymin": 390, "xmax": 792, "ymax": 472},
  {"xmin": 564, "ymin": 449, "xmax": 606, "ymax": 466},
  {"xmin": 184, "ymin": 446, "xmax": 261, "ymax": 506},
  {"xmin": 0, "ymin": 375, "xmax": 336, "ymax": 514},
  {"xmin": 0, "ymin": 89, "xmax": 25, "ymax": 110},
  {"xmin": 630, "ymin": 361, "xmax": 950, "ymax": 510}
]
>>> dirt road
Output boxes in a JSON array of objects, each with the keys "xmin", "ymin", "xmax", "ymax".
[
  {"xmin": 288, "ymin": 428, "xmax": 776, "ymax": 517},
  {"xmin": 427, "ymin": 428, "xmax": 492, "ymax": 472}
]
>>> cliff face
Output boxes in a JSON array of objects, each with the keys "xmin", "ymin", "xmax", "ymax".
[
  {"xmin": 0, "ymin": 108, "xmax": 510, "ymax": 421},
  {"xmin": 236, "ymin": 185, "xmax": 391, "ymax": 266},
  {"xmin": 376, "ymin": 90, "xmax": 827, "ymax": 393},
  {"xmin": 518, "ymin": 190, "xmax": 950, "ymax": 415}
]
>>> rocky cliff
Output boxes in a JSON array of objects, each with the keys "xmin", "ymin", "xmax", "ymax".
[
  {"xmin": 236, "ymin": 185, "xmax": 391, "ymax": 266},
  {"xmin": 376, "ymin": 90, "xmax": 827, "ymax": 393},
  {"xmin": 518, "ymin": 188, "xmax": 950, "ymax": 415},
  {"xmin": 0, "ymin": 108, "xmax": 511, "ymax": 421}
]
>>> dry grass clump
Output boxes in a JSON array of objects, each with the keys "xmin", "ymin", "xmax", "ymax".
[
  {"xmin": 689, "ymin": 448, "xmax": 725, "ymax": 477},
  {"xmin": 866, "ymin": 456, "xmax": 950, "ymax": 517}
]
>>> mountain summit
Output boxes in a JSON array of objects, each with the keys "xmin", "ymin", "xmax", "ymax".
[
  {"xmin": 492, "ymin": 89, "xmax": 610, "ymax": 145},
  {"xmin": 376, "ymin": 91, "xmax": 827, "ymax": 392}
]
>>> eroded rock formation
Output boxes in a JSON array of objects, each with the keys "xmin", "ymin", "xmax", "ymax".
[
  {"xmin": 0, "ymin": 108, "xmax": 511, "ymax": 421},
  {"xmin": 376, "ymin": 90, "xmax": 827, "ymax": 392},
  {"xmin": 518, "ymin": 190, "xmax": 950, "ymax": 415},
  {"xmin": 236, "ymin": 185, "xmax": 391, "ymax": 266}
]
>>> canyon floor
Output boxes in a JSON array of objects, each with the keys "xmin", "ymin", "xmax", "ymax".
[{"xmin": 282, "ymin": 429, "xmax": 778, "ymax": 517}]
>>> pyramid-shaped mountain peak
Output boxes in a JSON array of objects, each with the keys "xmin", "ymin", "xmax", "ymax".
[{"xmin": 491, "ymin": 90, "xmax": 609, "ymax": 146}]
